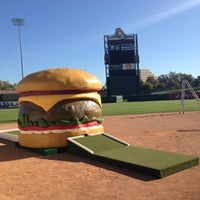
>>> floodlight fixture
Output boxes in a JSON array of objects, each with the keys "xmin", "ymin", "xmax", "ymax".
[{"xmin": 12, "ymin": 18, "xmax": 25, "ymax": 79}]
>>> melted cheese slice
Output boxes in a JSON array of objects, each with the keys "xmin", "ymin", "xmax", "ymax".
[{"xmin": 18, "ymin": 92, "xmax": 102, "ymax": 111}]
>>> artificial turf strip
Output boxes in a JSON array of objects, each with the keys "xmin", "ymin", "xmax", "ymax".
[
  {"xmin": 15, "ymin": 142, "xmax": 67, "ymax": 156},
  {"xmin": 67, "ymin": 134, "xmax": 199, "ymax": 178}
]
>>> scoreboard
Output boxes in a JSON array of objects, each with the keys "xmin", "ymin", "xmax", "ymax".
[
  {"xmin": 107, "ymin": 39, "xmax": 139, "ymax": 64},
  {"xmin": 104, "ymin": 28, "xmax": 140, "ymax": 96}
]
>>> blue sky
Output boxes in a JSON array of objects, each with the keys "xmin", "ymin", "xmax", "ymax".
[{"xmin": 0, "ymin": 0, "xmax": 200, "ymax": 85}]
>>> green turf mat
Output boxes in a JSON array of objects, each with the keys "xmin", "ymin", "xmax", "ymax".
[
  {"xmin": 67, "ymin": 133, "xmax": 199, "ymax": 178},
  {"xmin": 73, "ymin": 134, "xmax": 127, "ymax": 153}
]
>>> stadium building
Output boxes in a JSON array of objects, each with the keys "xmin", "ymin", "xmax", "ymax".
[{"xmin": 104, "ymin": 28, "xmax": 140, "ymax": 96}]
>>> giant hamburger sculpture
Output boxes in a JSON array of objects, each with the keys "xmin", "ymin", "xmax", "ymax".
[{"xmin": 16, "ymin": 68, "xmax": 104, "ymax": 148}]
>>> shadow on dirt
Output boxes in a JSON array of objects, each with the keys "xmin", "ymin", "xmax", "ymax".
[
  {"xmin": 39, "ymin": 152, "xmax": 157, "ymax": 181},
  {"xmin": 0, "ymin": 138, "xmax": 39, "ymax": 161},
  {"xmin": 177, "ymin": 129, "xmax": 200, "ymax": 133},
  {"xmin": 0, "ymin": 138, "xmax": 156, "ymax": 181}
]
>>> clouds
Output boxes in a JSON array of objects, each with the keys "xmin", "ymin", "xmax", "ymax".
[{"xmin": 126, "ymin": 0, "xmax": 200, "ymax": 31}]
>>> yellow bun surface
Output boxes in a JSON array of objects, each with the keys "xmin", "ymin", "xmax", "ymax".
[
  {"xmin": 18, "ymin": 92, "xmax": 102, "ymax": 111},
  {"xmin": 19, "ymin": 124, "xmax": 104, "ymax": 148},
  {"xmin": 16, "ymin": 68, "xmax": 102, "ymax": 93}
]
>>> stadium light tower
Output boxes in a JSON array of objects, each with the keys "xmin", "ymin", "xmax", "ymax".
[{"xmin": 12, "ymin": 18, "xmax": 25, "ymax": 79}]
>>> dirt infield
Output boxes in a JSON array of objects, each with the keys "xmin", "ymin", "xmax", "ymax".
[{"xmin": 0, "ymin": 111, "xmax": 200, "ymax": 200}]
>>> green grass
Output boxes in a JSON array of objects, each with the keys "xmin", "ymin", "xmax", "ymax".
[
  {"xmin": 102, "ymin": 99, "xmax": 200, "ymax": 116},
  {"xmin": 0, "ymin": 100, "xmax": 199, "ymax": 124},
  {"xmin": 0, "ymin": 108, "xmax": 18, "ymax": 124}
]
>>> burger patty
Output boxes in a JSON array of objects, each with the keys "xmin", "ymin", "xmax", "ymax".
[{"xmin": 18, "ymin": 99, "xmax": 102, "ymax": 123}]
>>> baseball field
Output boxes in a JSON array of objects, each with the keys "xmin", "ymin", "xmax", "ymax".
[
  {"xmin": 0, "ymin": 99, "xmax": 199, "ymax": 124},
  {"xmin": 0, "ymin": 100, "xmax": 199, "ymax": 200}
]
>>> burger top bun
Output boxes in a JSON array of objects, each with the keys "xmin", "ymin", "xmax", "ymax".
[
  {"xmin": 16, "ymin": 68, "xmax": 103, "ymax": 111},
  {"xmin": 16, "ymin": 68, "xmax": 102, "ymax": 93}
]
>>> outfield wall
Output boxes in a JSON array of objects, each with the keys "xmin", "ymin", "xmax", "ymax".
[
  {"xmin": 168, "ymin": 92, "xmax": 200, "ymax": 100},
  {"xmin": 0, "ymin": 93, "xmax": 19, "ymax": 101},
  {"xmin": 0, "ymin": 93, "xmax": 19, "ymax": 109},
  {"xmin": 126, "ymin": 94, "xmax": 169, "ymax": 102},
  {"xmin": 102, "ymin": 92, "xmax": 200, "ymax": 103},
  {"xmin": 0, "ymin": 101, "xmax": 18, "ymax": 109}
]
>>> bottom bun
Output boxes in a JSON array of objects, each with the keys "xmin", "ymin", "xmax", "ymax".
[{"xmin": 18, "ymin": 125, "xmax": 104, "ymax": 148}]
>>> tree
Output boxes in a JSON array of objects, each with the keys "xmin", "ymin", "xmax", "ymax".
[
  {"xmin": 140, "ymin": 72, "xmax": 198, "ymax": 94},
  {"xmin": 139, "ymin": 80, "xmax": 153, "ymax": 94},
  {"xmin": 157, "ymin": 72, "xmax": 177, "ymax": 89},
  {"xmin": 145, "ymin": 76, "xmax": 158, "ymax": 90},
  {"xmin": 0, "ymin": 80, "xmax": 16, "ymax": 90},
  {"xmin": 191, "ymin": 76, "xmax": 200, "ymax": 87},
  {"xmin": 157, "ymin": 72, "xmax": 196, "ymax": 90}
]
